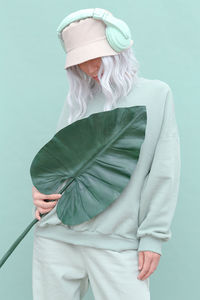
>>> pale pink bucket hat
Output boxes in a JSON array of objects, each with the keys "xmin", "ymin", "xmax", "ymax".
[{"xmin": 61, "ymin": 17, "xmax": 121, "ymax": 69}]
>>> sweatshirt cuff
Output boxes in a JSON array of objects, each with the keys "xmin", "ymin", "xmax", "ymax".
[{"xmin": 137, "ymin": 235, "xmax": 163, "ymax": 256}]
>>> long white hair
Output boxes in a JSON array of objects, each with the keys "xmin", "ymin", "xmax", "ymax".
[{"xmin": 56, "ymin": 47, "xmax": 140, "ymax": 132}]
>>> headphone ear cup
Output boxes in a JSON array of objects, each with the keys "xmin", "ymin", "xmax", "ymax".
[
  {"xmin": 105, "ymin": 25, "xmax": 131, "ymax": 52},
  {"xmin": 102, "ymin": 15, "xmax": 133, "ymax": 52}
]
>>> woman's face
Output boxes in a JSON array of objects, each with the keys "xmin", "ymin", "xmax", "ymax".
[{"xmin": 78, "ymin": 57, "xmax": 102, "ymax": 83}]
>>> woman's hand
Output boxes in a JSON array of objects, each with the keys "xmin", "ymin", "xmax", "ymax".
[
  {"xmin": 32, "ymin": 186, "xmax": 62, "ymax": 221},
  {"xmin": 137, "ymin": 251, "xmax": 161, "ymax": 280}
]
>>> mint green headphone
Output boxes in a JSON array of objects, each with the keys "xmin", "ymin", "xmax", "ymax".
[{"xmin": 57, "ymin": 8, "xmax": 133, "ymax": 53}]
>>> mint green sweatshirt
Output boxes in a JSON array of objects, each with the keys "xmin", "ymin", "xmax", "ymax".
[{"xmin": 34, "ymin": 76, "xmax": 181, "ymax": 256}]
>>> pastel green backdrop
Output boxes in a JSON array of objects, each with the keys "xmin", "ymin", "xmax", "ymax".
[{"xmin": 0, "ymin": 1, "xmax": 198, "ymax": 299}]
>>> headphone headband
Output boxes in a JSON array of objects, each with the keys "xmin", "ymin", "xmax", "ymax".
[{"xmin": 57, "ymin": 8, "xmax": 133, "ymax": 54}]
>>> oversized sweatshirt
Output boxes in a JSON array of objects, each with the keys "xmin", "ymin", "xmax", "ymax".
[{"xmin": 33, "ymin": 76, "xmax": 181, "ymax": 256}]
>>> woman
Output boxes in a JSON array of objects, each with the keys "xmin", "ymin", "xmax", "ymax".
[{"xmin": 32, "ymin": 8, "xmax": 181, "ymax": 300}]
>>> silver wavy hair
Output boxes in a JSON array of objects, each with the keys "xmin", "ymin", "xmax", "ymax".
[{"xmin": 56, "ymin": 47, "xmax": 140, "ymax": 132}]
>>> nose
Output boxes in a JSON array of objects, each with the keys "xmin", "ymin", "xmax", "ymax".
[{"xmin": 88, "ymin": 65, "xmax": 98, "ymax": 76}]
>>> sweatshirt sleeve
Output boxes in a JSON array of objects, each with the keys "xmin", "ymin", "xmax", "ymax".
[{"xmin": 137, "ymin": 86, "xmax": 181, "ymax": 256}]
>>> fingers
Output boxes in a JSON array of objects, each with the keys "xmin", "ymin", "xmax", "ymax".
[
  {"xmin": 33, "ymin": 198, "xmax": 59, "ymax": 209},
  {"xmin": 34, "ymin": 202, "xmax": 57, "ymax": 220},
  {"xmin": 37, "ymin": 203, "xmax": 57, "ymax": 214},
  {"xmin": 137, "ymin": 251, "xmax": 160, "ymax": 280},
  {"xmin": 138, "ymin": 251, "xmax": 144, "ymax": 271},
  {"xmin": 141, "ymin": 259, "xmax": 158, "ymax": 280},
  {"xmin": 35, "ymin": 209, "xmax": 41, "ymax": 221},
  {"xmin": 137, "ymin": 251, "xmax": 152, "ymax": 280},
  {"xmin": 41, "ymin": 193, "xmax": 62, "ymax": 200},
  {"xmin": 32, "ymin": 185, "xmax": 61, "ymax": 199},
  {"xmin": 32, "ymin": 190, "xmax": 62, "ymax": 220},
  {"xmin": 33, "ymin": 193, "xmax": 62, "ymax": 207},
  {"xmin": 34, "ymin": 191, "xmax": 62, "ymax": 201}
]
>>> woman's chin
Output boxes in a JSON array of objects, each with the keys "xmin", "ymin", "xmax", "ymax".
[{"xmin": 93, "ymin": 77, "xmax": 100, "ymax": 83}]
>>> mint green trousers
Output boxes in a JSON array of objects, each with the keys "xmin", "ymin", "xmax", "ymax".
[{"xmin": 32, "ymin": 232, "xmax": 150, "ymax": 300}]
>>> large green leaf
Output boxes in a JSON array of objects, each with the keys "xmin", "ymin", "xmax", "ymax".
[{"xmin": 30, "ymin": 105, "xmax": 147, "ymax": 226}]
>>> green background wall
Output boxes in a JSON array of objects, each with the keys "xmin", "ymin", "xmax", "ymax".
[{"xmin": 0, "ymin": 1, "xmax": 198, "ymax": 299}]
